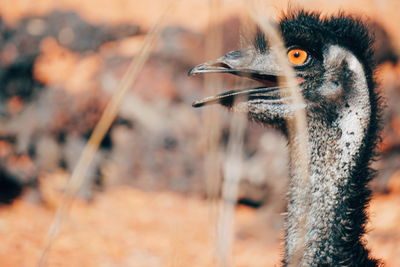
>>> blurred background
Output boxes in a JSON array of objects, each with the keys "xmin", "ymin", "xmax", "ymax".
[{"xmin": 0, "ymin": 0, "xmax": 399, "ymax": 266}]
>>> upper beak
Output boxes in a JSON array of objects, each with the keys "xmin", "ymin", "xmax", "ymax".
[
  {"xmin": 188, "ymin": 49, "xmax": 279, "ymax": 80},
  {"xmin": 189, "ymin": 49, "xmax": 283, "ymax": 107}
]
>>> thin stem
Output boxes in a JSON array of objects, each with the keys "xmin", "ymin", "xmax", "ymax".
[{"xmin": 247, "ymin": 1, "xmax": 311, "ymax": 266}]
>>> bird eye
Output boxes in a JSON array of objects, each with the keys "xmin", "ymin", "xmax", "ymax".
[{"xmin": 287, "ymin": 48, "xmax": 309, "ymax": 65}]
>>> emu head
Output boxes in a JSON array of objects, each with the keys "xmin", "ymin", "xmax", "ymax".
[{"xmin": 189, "ymin": 11, "xmax": 377, "ymax": 132}]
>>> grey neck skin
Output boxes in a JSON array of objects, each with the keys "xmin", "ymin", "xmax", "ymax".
[{"xmin": 283, "ymin": 46, "xmax": 376, "ymax": 266}]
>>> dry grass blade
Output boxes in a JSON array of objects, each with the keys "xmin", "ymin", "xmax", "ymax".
[
  {"xmin": 248, "ymin": 1, "xmax": 311, "ymax": 266},
  {"xmin": 37, "ymin": 1, "xmax": 181, "ymax": 266},
  {"xmin": 203, "ymin": 0, "xmax": 224, "ymax": 265},
  {"xmin": 217, "ymin": 104, "xmax": 247, "ymax": 267},
  {"xmin": 203, "ymin": 0, "xmax": 224, "ymax": 203},
  {"xmin": 202, "ymin": 2, "xmax": 248, "ymax": 266}
]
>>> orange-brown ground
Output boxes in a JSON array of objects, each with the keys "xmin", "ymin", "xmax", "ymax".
[
  {"xmin": 0, "ymin": 181, "xmax": 399, "ymax": 267},
  {"xmin": 0, "ymin": 185, "xmax": 282, "ymax": 267}
]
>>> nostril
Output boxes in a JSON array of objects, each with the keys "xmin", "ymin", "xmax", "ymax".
[
  {"xmin": 226, "ymin": 49, "xmax": 242, "ymax": 58},
  {"xmin": 332, "ymin": 81, "xmax": 340, "ymax": 87},
  {"xmin": 211, "ymin": 62, "xmax": 231, "ymax": 69}
]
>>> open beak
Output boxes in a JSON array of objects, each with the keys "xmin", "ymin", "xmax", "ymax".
[{"xmin": 189, "ymin": 49, "xmax": 287, "ymax": 108}]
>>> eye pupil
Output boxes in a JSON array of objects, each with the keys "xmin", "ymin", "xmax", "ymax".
[{"xmin": 294, "ymin": 52, "xmax": 300, "ymax": 58}]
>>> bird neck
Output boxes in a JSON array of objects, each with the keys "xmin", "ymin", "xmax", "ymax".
[{"xmin": 284, "ymin": 103, "xmax": 378, "ymax": 265}]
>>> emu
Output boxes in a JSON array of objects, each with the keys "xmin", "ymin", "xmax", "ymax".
[{"xmin": 189, "ymin": 11, "xmax": 381, "ymax": 266}]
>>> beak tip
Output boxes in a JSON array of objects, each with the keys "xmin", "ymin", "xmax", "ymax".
[
  {"xmin": 187, "ymin": 66, "xmax": 196, "ymax": 76},
  {"xmin": 192, "ymin": 101, "xmax": 204, "ymax": 108},
  {"xmin": 188, "ymin": 65, "xmax": 204, "ymax": 76}
]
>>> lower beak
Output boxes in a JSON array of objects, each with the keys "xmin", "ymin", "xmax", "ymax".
[{"xmin": 192, "ymin": 86, "xmax": 283, "ymax": 108}]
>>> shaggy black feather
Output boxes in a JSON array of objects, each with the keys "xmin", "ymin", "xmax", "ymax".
[
  {"xmin": 294, "ymin": 11, "xmax": 379, "ymax": 266},
  {"xmin": 256, "ymin": 10, "xmax": 382, "ymax": 266}
]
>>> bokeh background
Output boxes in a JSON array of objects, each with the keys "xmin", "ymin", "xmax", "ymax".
[{"xmin": 0, "ymin": 0, "xmax": 399, "ymax": 266}]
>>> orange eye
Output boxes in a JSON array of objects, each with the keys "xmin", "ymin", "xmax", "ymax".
[{"xmin": 288, "ymin": 49, "xmax": 308, "ymax": 65}]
